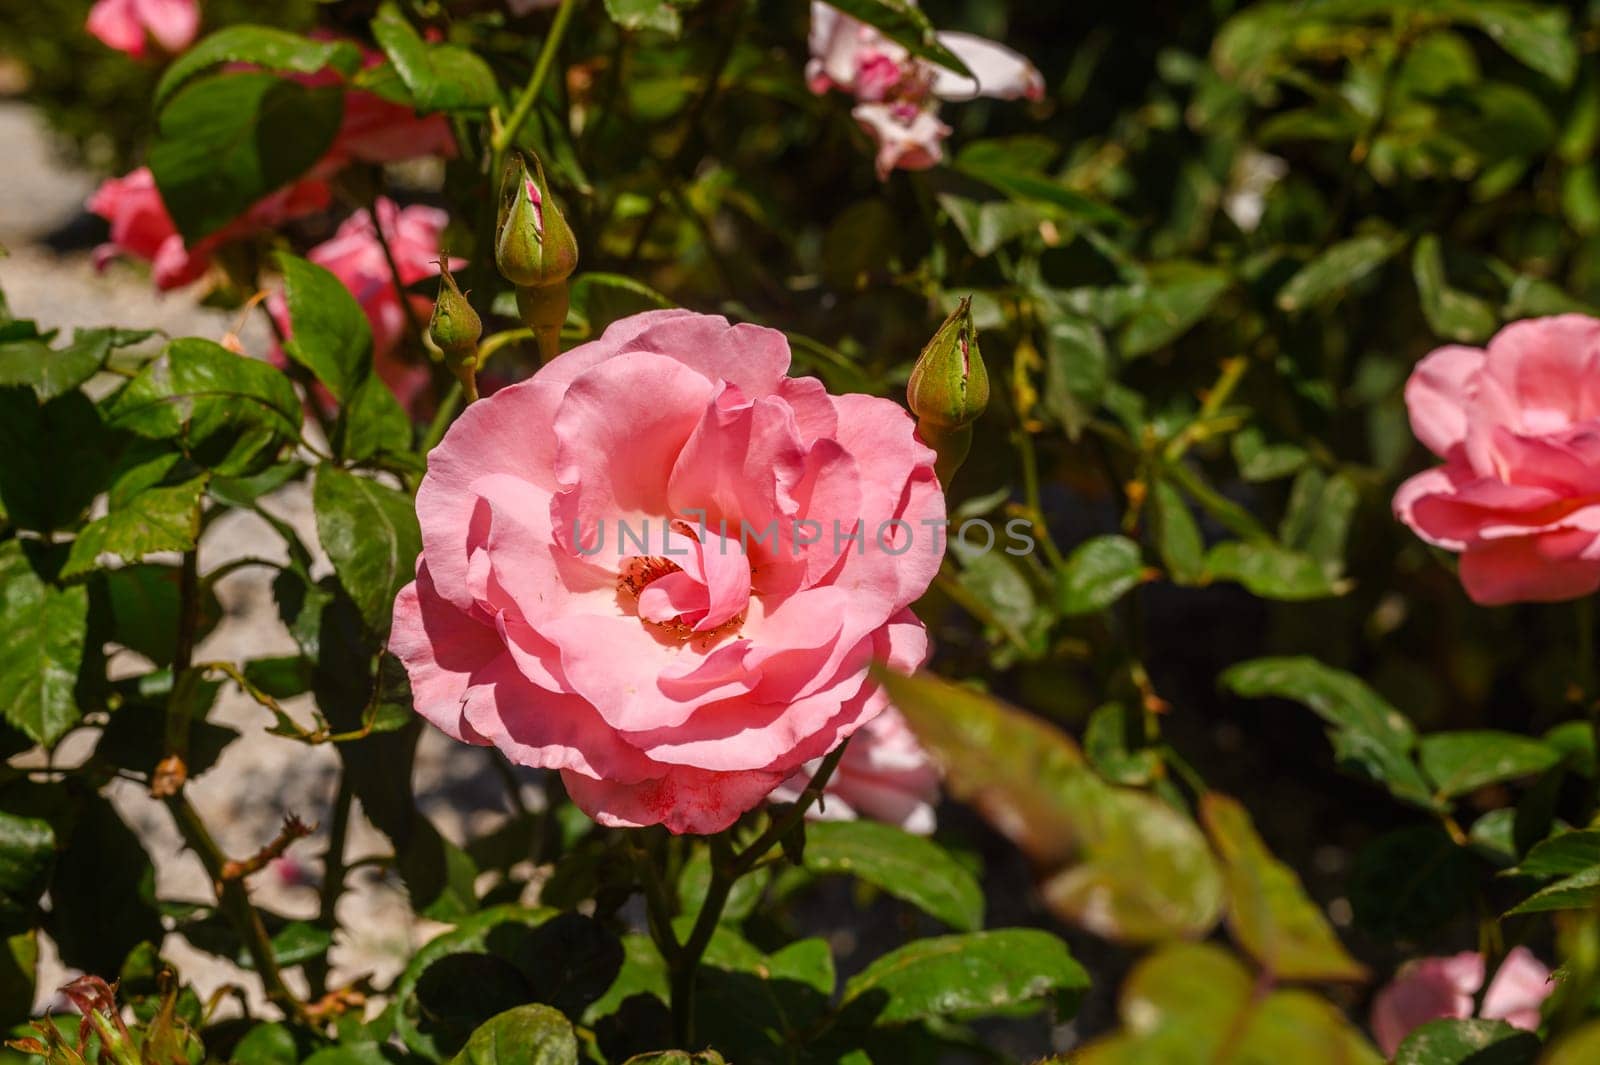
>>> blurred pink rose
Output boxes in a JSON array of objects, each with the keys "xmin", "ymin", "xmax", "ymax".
[
  {"xmin": 86, "ymin": 0, "xmax": 199, "ymax": 59},
  {"xmin": 1370, "ymin": 947, "xmax": 1550, "ymax": 1056},
  {"xmin": 301, "ymin": 43, "xmax": 456, "ymax": 167},
  {"xmin": 852, "ymin": 102, "xmax": 952, "ymax": 180},
  {"xmin": 773, "ymin": 707, "xmax": 940, "ymax": 834},
  {"xmin": 270, "ymin": 198, "xmax": 454, "ymax": 411},
  {"xmin": 391, "ymin": 310, "xmax": 946, "ymax": 834},
  {"xmin": 88, "ymin": 167, "xmax": 330, "ymax": 291},
  {"xmin": 1394, "ymin": 315, "xmax": 1600, "ymax": 604},
  {"xmin": 807, "ymin": 1, "xmax": 1042, "ymax": 178}
]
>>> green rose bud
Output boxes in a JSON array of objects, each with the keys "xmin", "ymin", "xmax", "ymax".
[
  {"xmin": 495, "ymin": 151, "xmax": 578, "ymax": 290},
  {"xmin": 907, "ymin": 297, "xmax": 989, "ymax": 429},
  {"xmin": 429, "ymin": 260, "xmax": 481, "ymax": 358},
  {"xmin": 907, "ymin": 298, "xmax": 989, "ymax": 486},
  {"xmin": 429, "ymin": 260, "xmax": 484, "ymax": 401}
]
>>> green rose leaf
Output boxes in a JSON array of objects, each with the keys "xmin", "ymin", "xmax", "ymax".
[
  {"xmin": 1277, "ymin": 233, "xmax": 1402, "ymax": 313},
  {"xmin": 155, "ymin": 26, "xmax": 365, "ymax": 110},
  {"xmin": 1221, "ymin": 656, "xmax": 1432, "ymax": 807},
  {"xmin": 1507, "ymin": 865, "xmax": 1600, "ymax": 915},
  {"xmin": 107, "ymin": 338, "xmax": 302, "ymax": 476},
  {"xmin": 1119, "ymin": 262, "xmax": 1231, "ymax": 356},
  {"xmin": 149, "ymin": 72, "xmax": 343, "ymax": 243},
  {"xmin": 336, "ymin": 373, "xmax": 414, "ymax": 465},
  {"xmin": 802, "ymin": 820, "xmax": 984, "ymax": 932},
  {"xmin": 816, "ymin": 0, "xmax": 973, "ymax": 79},
  {"xmin": 1419, "ymin": 730, "xmax": 1562, "ymax": 799},
  {"xmin": 1204, "ymin": 541, "xmax": 1345, "ymax": 600},
  {"xmin": 372, "ymin": 3, "xmax": 500, "ymax": 112},
  {"xmin": 1072, "ymin": 943, "xmax": 1382, "ymax": 1065},
  {"xmin": 312, "ymin": 466, "xmax": 422, "ymax": 638},
  {"xmin": 1201, "ymin": 793, "xmax": 1367, "ymax": 982},
  {"xmin": 1412, "ymin": 235, "xmax": 1498, "ymax": 344},
  {"xmin": 1057, "ymin": 535, "xmax": 1145, "ymax": 615},
  {"xmin": 0, "ymin": 327, "xmax": 151, "ymax": 401},
  {"xmin": 841, "ymin": 929, "xmax": 1087, "ymax": 1026},
  {"xmin": 0, "ymin": 541, "xmax": 89, "ymax": 748},
  {"xmin": 448, "ymin": 1005, "xmax": 578, "ymax": 1065},
  {"xmin": 1043, "ymin": 317, "xmax": 1110, "ymax": 439},
  {"xmin": 277, "ymin": 253, "xmax": 375, "ymax": 404},
  {"xmin": 0, "ymin": 388, "xmax": 125, "ymax": 534},
  {"xmin": 1508, "ymin": 828, "xmax": 1600, "ymax": 880},
  {"xmin": 1393, "ymin": 1017, "xmax": 1540, "ymax": 1065},
  {"xmin": 878, "ymin": 668, "xmax": 1224, "ymax": 942},
  {"xmin": 62, "ymin": 475, "xmax": 207, "ymax": 580},
  {"xmin": 0, "ymin": 812, "xmax": 54, "ymax": 934}
]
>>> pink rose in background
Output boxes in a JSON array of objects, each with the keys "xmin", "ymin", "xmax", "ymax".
[
  {"xmin": 302, "ymin": 42, "xmax": 457, "ymax": 167},
  {"xmin": 270, "ymin": 198, "xmax": 454, "ymax": 411},
  {"xmin": 807, "ymin": 1, "xmax": 1043, "ymax": 178},
  {"xmin": 87, "ymin": 0, "xmax": 199, "ymax": 59},
  {"xmin": 88, "ymin": 167, "xmax": 331, "ymax": 291},
  {"xmin": 1370, "ymin": 947, "xmax": 1551, "ymax": 1055},
  {"xmin": 391, "ymin": 310, "xmax": 945, "ymax": 834},
  {"xmin": 773, "ymin": 707, "xmax": 940, "ymax": 834},
  {"xmin": 852, "ymin": 103, "xmax": 953, "ymax": 181},
  {"xmin": 1394, "ymin": 315, "xmax": 1600, "ymax": 604}
]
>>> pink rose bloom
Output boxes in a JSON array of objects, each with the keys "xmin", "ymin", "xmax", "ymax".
[
  {"xmin": 269, "ymin": 198, "xmax": 453, "ymax": 411},
  {"xmin": 773, "ymin": 707, "xmax": 940, "ymax": 834},
  {"xmin": 1394, "ymin": 315, "xmax": 1600, "ymax": 604},
  {"xmin": 1370, "ymin": 947, "xmax": 1551, "ymax": 1055},
  {"xmin": 391, "ymin": 310, "xmax": 945, "ymax": 834},
  {"xmin": 807, "ymin": 2, "xmax": 1042, "ymax": 178},
  {"xmin": 88, "ymin": 167, "xmax": 330, "ymax": 290},
  {"xmin": 86, "ymin": 0, "xmax": 199, "ymax": 59}
]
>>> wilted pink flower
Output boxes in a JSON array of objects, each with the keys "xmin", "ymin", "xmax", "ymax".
[
  {"xmin": 88, "ymin": 167, "xmax": 330, "ymax": 290},
  {"xmin": 270, "ymin": 198, "xmax": 454, "ymax": 410},
  {"xmin": 1370, "ymin": 947, "xmax": 1550, "ymax": 1055},
  {"xmin": 774, "ymin": 707, "xmax": 940, "ymax": 834},
  {"xmin": 807, "ymin": 1, "xmax": 1042, "ymax": 178},
  {"xmin": 86, "ymin": 0, "xmax": 199, "ymax": 59},
  {"xmin": 391, "ymin": 310, "xmax": 945, "ymax": 834},
  {"xmin": 1394, "ymin": 315, "xmax": 1600, "ymax": 604}
]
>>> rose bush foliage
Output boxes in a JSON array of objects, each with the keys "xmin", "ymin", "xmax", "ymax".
[{"xmin": 6, "ymin": 1, "xmax": 1600, "ymax": 1063}]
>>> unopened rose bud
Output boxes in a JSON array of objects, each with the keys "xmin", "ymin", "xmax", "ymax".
[
  {"xmin": 907, "ymin": 297, "xmax": 989, "ymax": 485},
  {"xmin": 495, "ymin": 152, "xmax": 578, "ymax": 290},
  {"xmin": 430, "ymin": 260, "xmax": 483, "ymax": 400}
]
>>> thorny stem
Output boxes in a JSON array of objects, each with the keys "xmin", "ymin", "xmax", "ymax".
[
  {"xmin": 660, "ymin": 742, "xmax": 849, "ymax": 1048},
  {"xmin": 165, "ymin": 795, "xmax": 305, "ymax": 1019},
  {"xmin": 155, "ymin": 549, "xmax": 304, "ymax": 1017},
  {"xmin": 308, "ymin": 779, "xmax": 352, "ymax": 999}
]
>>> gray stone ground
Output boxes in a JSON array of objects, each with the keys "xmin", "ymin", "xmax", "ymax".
[{"xmin": 0, "ymin": 101, "xmax": 521, "ymax": 1017}]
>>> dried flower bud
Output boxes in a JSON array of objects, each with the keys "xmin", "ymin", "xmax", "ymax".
[
  {"xmin": 495, "ymin": 151, "xmax": 578, "ymax": 290},
  {"xmin": 907, "ymin": 298, "xmax": 989, "ymax": 485}
]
